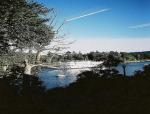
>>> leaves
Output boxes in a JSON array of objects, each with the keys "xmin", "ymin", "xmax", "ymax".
[{"xmin": 0, "ymin": 0, "xmax": 55, "ymax": 53}]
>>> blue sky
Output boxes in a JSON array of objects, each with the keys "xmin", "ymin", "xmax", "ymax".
[{"xmin": 36, "ymin": 0, "xmax": 150, "ymax": 52}]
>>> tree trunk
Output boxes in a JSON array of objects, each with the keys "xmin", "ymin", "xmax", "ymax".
[
  {"xmin": 122, "ymin": 64, "xmax": 126, "ymax": 76},
  {"xmin": 28, "ymin": 49, "xmax": 32, "ymax": 64},
  {"xmin": 49, "ymin": 53, "xmax": 56, "ymax": 64},
  {"xmin": 24, "ymin": 59, "xmax": 32, "ymax": 75},
  {"xmin": 2, "ymin": 65, "xmax": 8, "ymax": 72},
  {"xmin": 35, "ymin": 51, "xmax": 41, "ymax": 64}
]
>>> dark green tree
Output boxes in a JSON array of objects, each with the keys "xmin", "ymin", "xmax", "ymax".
[
  {"xmin": 103, "ymin": 51, "xmax": 122, "ymax": 70},
  {"xmin": 0, "ymin": 0, "xmax": 56, "ymax": 63}
]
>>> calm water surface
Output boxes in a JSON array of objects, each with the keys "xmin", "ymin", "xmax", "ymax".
[
  {"xmin": 38, "ymin": 68, "xmax": 88, "ymax": 89},
  {"xmin": 38, "ymin": 61, "xmax": 150, "ymax": 90},
  {"xmin": 116, "ymin": 61, "xmax": 150, "ymax": 76}
]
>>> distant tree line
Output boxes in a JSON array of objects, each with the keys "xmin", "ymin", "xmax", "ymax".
[
  {"xmin": 42, "ymin": 51, "xmax": 150, "ymax": 63},
  {"xmin": 44, "ymin": 51, "xmax": 121, "ymax": 62},
  {"xmin": 130, "ymin": 51, "xmax": 150, "ymax": 60}
]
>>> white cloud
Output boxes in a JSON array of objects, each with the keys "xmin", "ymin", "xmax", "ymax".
[
  {"xmin": 67, "ymin": 38, "xmax": 150, "ymax": 53},
  {"xmin": 129, "ymin": 23, "xmax": 150, "ymax": 29}
]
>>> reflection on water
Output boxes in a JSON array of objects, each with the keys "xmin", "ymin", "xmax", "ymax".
[{"xmin": 38, "ymin": 61, "xmax": 150, "ymax": 89}]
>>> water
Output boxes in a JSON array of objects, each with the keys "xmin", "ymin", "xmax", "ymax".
[
  {"xmin": 116, "ymin": 61, "xmax": 150, "ymax": 76},
  {"xmin": 38, "ymin": 67, "xmax": 88, "ymax": 90},
  {"xmin": 38, "ymin": 61, "xmax": 150, "ymax": 90}
]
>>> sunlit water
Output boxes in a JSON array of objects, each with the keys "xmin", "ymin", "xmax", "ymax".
[
  {"xmin": 38, "ymin": 67, "xmax": 89, "ymax": 90},
  {"xmin": 38, "ymin": 61, "xmax": 150, "ymax": 90}
]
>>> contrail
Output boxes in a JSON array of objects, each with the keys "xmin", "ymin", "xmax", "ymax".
[
  {"xmin": 129, "ymin": 23, "xmax": 150, "ymax": 29},
  {"xmin": 66, "ymin": 8, "xmax": 110, "ymax": 22}
]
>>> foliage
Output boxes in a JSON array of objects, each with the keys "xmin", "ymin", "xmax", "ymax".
[
  {"xmin": 0, "ymin": 51, "xmax": 36, "ymax": 65},
  {"xmin": 103, "ymin": 51, "xmax": 122, "ymax": 68},
  {"xmin": 57, "ymin": 51, "xmax": 150, "ymax": 62},
  {"xmin": 0, "ymin": 64, "xmax": 150, "ymax": 113},
  {"xmin": 0, "ymin": 0, "xmax": 55, "ymax": 54},
  {"xmin": 134, "ymin": 64, "xmax": 150, "ymax": 77},
  {"xmin": 131, "ymin": 51, "xmax": 150, "ymax": 60}
]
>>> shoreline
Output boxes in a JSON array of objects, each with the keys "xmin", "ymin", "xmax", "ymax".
[{"xmin": 126, "ymin": 60, "xmax": 150, "ymax": 63}]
